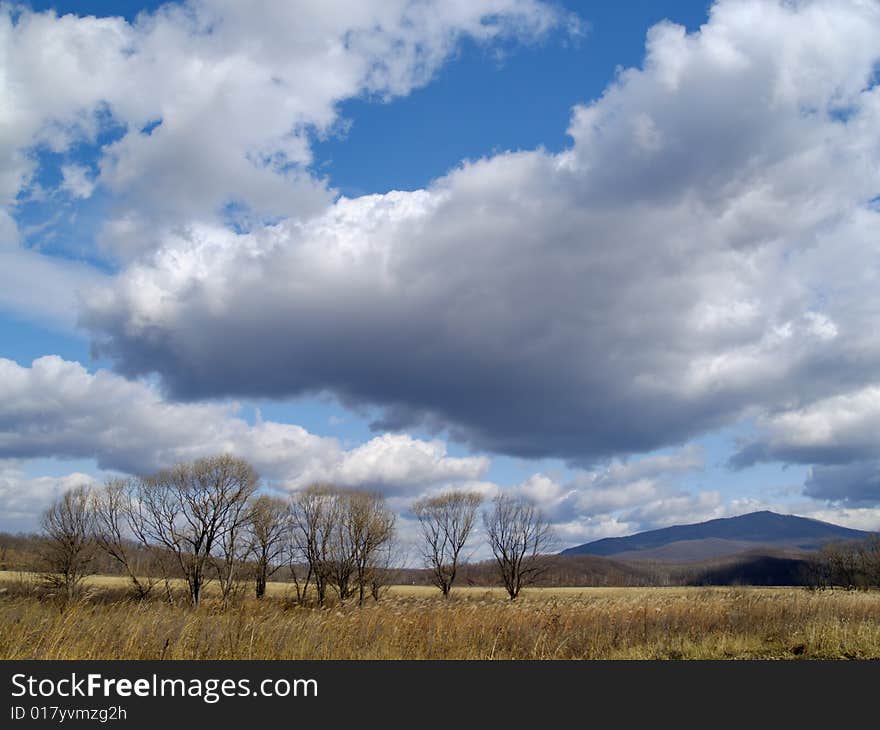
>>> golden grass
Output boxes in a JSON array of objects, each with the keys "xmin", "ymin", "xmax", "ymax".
[{"xmin": 2, "ymin": 572, "xmax": 880, "ymax": 659}]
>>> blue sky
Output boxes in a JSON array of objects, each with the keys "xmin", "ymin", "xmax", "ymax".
[
  {"xmin": 311, "ymin": 1, "xmax": 713, "ymax": 196},
  {"xmin": 2, "ymin": 0, "xmax": 879, "ymax": 544}
]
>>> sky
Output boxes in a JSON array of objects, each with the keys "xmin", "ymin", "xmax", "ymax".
[{"xmin": 2, "ymin": 0, "xmax": 880, "ymax": 552}]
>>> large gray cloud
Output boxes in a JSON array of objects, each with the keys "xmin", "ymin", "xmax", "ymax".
[
  {"xmin": 731, "ymin": 386, "xmax": 880, "ymax": 468},
  {"xmin": 728, "ymin": 386, "xmax": 880, "ymax": 506},
  {"xmin": 2, "ymin": 356, "xmax": 877, "ymax": 541},
  {"xmin": 81, "ymin": 0, "xmax": 880, "ymax": 466},
  {"xmin": 804, "ymin": 462, "xmax": 880, "ymax": 507},
  {"xmin": 0, "ymin": 356, "xmax": 488, "ymax": 490},
  {"xmin": 0, "ymin": 357, "xmax": 731, "ymax": 540}
]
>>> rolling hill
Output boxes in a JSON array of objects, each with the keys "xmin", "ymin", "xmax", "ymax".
[{"xmin": 561, "ymin": 510, "xmax": 873, "ymax": 562}]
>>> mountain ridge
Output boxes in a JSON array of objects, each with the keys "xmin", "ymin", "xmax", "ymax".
[{"xmin": 561, "ymin": 510, "xmax": 874, "ymax": 562}]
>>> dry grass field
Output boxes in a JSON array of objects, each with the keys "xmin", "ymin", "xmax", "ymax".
[{"xmin": 2, "ymin": 571, "xmax": 880, "ymax": 659}]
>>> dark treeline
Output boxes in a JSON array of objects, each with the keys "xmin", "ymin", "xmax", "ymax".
[
  {"xmin": 802, "ymin": 538, "xmax": 880, "ymax": 590},
  {"xmin": 399, "ymin": 551, "xmax": 837, "ymax": 588}
]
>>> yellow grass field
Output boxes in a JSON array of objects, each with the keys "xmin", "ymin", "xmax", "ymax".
[{"xmin": 2, "ymin": 571, "xmax": 880, "ymax": 659}]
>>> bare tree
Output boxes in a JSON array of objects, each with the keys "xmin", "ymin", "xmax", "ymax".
[
  {"xmin": 289, "ymin": 484, "xmax": 339, "ymax": 606},
  {"xmin": 294, "ymin": 487, "xmax": 397, "ymax": 605},
  {"xmin": 247, "ymin": 495, "xmax": 290, "ymax": 599},
  {"xmin": 40, "ymin": 485, "xmax": 96, "ymax": 603},
  {"xmin": 326, "ymin": 547, "xmax": 355, "ymax": 601},
  {"xmin": 412, "ymin": 491, "xmax": 482, "ymax": 597},
  {"xmin": 369, "ymin": 537, "xmax": 406, "ymax": 602},
  {"xmin": 347, "ymin": 491, "xmax": 396, "ymax": 606},
  {"xmin": 213, "ymin": 479, "xmax": 256, "ymax": 606},
  {"xmin": 820, "ymin": 541, "xmax": 862, "ymax": 590},
  {"xmin": 134, "ymin": 455, "xmax": 260, "ymax": 607},
  {"xmin": 325, "ymin": 491, "xmax": 360, "ymax": 603},
  {"xmin": 90, "ymin": 478, "xmax": 159, "ymax": 599},
  {"xmin": 484, "ymin": 494, "xmax": 554, "ymax": 600}
]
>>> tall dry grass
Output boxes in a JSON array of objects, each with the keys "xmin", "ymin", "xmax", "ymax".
[{"xmin": 2, "ymin": 577, "xmax": 880, "ymax": 659}]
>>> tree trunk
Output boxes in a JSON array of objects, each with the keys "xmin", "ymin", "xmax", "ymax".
[{"xmin": 255, "ymin": 566, "xmax": 267, "ymax": 599}]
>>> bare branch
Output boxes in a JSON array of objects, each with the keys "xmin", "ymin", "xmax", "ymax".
[
  {"xmin": 412, "ymin": 491, "xmax": 482, "ymax": 597},
  {"xmin": 484, "ymin": 494, "xmax": 554, "ymax": 600}
]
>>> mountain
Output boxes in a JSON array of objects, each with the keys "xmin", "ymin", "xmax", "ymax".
[{"xmin": 561, "ymin": 511, "xmax": 874, "ymax": 562}]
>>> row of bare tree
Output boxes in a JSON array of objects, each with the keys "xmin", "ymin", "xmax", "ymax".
[
  {"xmin": 39, "ymin": 454, "xmax": 554, "ymax": 606},
  {"xmin": 413, "ymin": 491, "xmax": 553, "ymax": 600}
]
